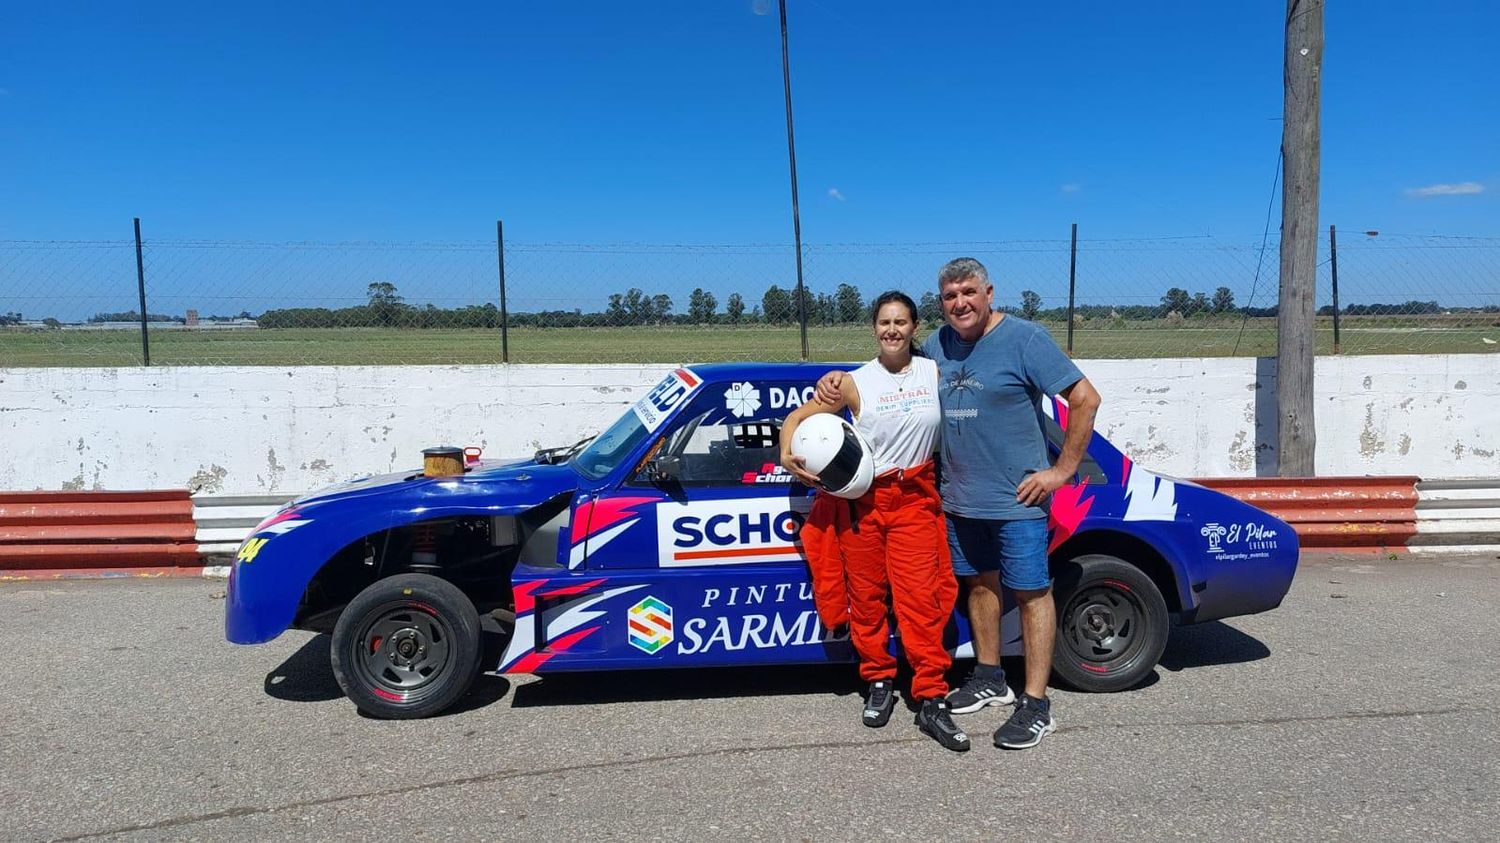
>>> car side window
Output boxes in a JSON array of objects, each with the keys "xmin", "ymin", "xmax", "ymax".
[
  {"xmin": 1042, "ymin": 413, "xmax": 1108, "ymax": 485},
  {"xmin": 633, "ymin": 414, "xmax": 784, "ymax": 488}
]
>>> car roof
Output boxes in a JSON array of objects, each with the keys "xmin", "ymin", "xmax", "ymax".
[{"xmin": 683, "ymin": 361, "xmax": 856, "ymax": 383}]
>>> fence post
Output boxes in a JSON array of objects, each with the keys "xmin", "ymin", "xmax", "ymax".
[
  {"xmin": 1329, "ymin": 224, "xmax": 1341, "ymax": 354},
  {"xmin": 778, "ymin": 0, "xmax": 809, "ymax": 361},
  {"xmin": 133, "ymin": 217, "xmax": 151, "ymax": 366},
  {"xmin": 496, "ymin": 219, "xmax": 509, "ymax": 364},
  {"xmin": 1067, "ymin": 222, "xmax": 1078, "ymax": 354}
]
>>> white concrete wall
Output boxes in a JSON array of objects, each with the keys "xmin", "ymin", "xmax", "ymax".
[{"xmin": 1, "ymin": 355, "xmax": 1495, "ymax": 494}]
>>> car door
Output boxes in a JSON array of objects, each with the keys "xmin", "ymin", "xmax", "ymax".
[{"xmin": 571, "ymin": 379, "xmax": 855, "ymax": 668}]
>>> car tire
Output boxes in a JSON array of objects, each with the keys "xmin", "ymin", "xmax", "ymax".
[
  {"xmin": 331, "ymin": 573, "xmax": 483, "ymax": 719},
  {"xmin": 1050, "ymin": 554, "xmax": 1169, "ymax": 693}
]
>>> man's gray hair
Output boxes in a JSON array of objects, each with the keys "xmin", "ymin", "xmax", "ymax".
[{"xmin": 938, "ymin": 257, "xmax": 989, "ymax": 288}]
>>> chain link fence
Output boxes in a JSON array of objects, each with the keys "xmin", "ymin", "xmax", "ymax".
[{"xmin": 2, "ymin": 230, "xmax": 1497, "ymax": 366}]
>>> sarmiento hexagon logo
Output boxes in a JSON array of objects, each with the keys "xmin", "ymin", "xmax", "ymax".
[{"xmin": 627, "ymin": 596, "xmax": 673, "ymax": 654}]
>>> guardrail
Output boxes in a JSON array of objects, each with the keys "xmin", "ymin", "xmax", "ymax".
[
  {"xmin": 1, "ymin": 477, "xmax": 1495, "ymax": 578},
  {"xmin": 0, "ymin": 490, "xmax": 199, "ymax": 574}
]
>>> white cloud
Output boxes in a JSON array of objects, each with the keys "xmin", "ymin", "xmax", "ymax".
[
  {"xmin": 750, "ymin": 0, "xmax": 772, "ymax": 15},
  {"xmin": 1061, "ymin": 183, "xmax": 1082, "ymax": 194},
  {"xmin": 1406, "ymin": 182, "xmax": 1484, "ymax": 197},
  {"xmin": 827, "ymin": 187, "xmax": 846, "ymax": 202}
]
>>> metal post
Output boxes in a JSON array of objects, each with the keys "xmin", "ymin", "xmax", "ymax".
[
  {"xmin": 496, "ymin": 219, "xmax": 509, "ymax": 364},
  {"xmin": 778, "ymin": 0, "xmax": 809, "ymax": 360},
  {"xmin": 1067, "ymin": 222, "xmax": 1078, "ymax": 354},
  {"xmin": 1329, "ymin": 224, "xmax": 1340, "ymax": 354},
  {"xmin": 133, "ymin": 217, "xmax": 150, "ymax": 366}
]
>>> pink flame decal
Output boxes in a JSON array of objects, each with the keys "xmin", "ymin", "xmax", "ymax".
[
  {"xmin": 1047, "ymin": 478, "xmax": 1095, "ymax": 553},
  {"xmin": 570, "ymin": 496, "xmax": 658, "ymax": 545}
]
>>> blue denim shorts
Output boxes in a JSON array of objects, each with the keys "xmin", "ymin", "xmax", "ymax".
[{"xmin": 947, "ymin": 514, "xmax": 1052, "ymax": 591}]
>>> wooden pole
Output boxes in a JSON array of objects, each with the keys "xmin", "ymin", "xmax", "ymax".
[{"xmin": 1276, "ymin": 0, "xmax": 1322, "ymax": 477}]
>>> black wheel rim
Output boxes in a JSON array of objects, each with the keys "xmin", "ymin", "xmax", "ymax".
[
  {"xmin": 1061, "ymin": 581, "xmax": 1146, "ymax": 669},
  {"xmin": 351, "ymin": 602, "xmax": 453, "ymax": 702}
]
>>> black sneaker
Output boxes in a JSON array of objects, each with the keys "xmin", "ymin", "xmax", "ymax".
[
  {"xmin": 915, "ymin": 699, "xmax": 971, "ymax": 752},
  {"xmin": 946, "ymin": 668, "xmax": 1016, "ymax": 714},
  {"xmin": 862, "ymin": 680, "xmax": 896, "ymax": 728},
  {"xmin": 993, "ymin": 694, "xmax": 1056, "ymax": 750}
]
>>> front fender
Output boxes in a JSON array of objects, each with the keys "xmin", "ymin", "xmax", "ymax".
[{"xmin": 225, "ymin": 496, "xmax": 560, "ymax": 645}]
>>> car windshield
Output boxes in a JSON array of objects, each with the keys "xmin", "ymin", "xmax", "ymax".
[{"xmin": 569, "ymin": 408, "xmax": 653, "ymax": 480}]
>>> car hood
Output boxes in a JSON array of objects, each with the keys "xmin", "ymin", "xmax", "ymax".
[{"xmin": 288, "ymin": 458, "xmax": 579, "ymax": 513}]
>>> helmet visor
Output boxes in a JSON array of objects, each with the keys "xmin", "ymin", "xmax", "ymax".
[{"xmin": 817, "ymin": 425, "xmax": 865, "ymax": 493}]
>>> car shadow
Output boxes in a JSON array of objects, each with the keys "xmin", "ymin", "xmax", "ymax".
[
  {"xmin": 1157, "ymin": 620, "xmax": 1271, "ymax": 672},
  {"xmin": 263, "ymin": 630, "xmax": 514, "ymax": 716},
  {"xmin": 511, "ymin": 661, "xmax": 864, "ymax": 708}
]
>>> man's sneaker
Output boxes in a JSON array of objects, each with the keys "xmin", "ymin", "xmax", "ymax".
[
  {"xmin": 993, "ymin": 694, "xmax": 1056, "ymax": 750},
  {"xmin": 915, "ymin": 699, "xmax": 971, "ymax": 752},
  {"xmin": 862, "ymin": 680, "xmax": 896, "ymax": 728},
  {"xmin": 946, "ymin": 669, "xmax": 1016, "ymax": 714}
]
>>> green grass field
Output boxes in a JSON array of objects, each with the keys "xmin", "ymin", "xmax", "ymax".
[{"xmin": 1, "ymin": 320, "xmax": 1496, "ymax": 367}]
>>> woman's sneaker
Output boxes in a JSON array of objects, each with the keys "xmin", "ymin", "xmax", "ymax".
[
  {"xmin": 945, "ymin": 668, "xmax": 1016, "ymax": 714},
  {"xmin": 993, "ymin": 694, "xmax": 1056, "ymax": 749},
  {"xmin": 862, "ymin": 680, "xmax": 896, "ymax": 727},
  {"xmin": 915, "ymin": 699, "xmax": 971, "ymax": 752}
]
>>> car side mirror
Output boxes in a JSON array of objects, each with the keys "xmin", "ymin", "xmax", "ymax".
[{"xmin": 649, "ymin": 455, "xmax": 683, "ymax": 481}]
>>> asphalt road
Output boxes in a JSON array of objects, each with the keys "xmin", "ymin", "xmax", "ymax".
[{"xmin": 3, "ymin": 554, "xmax": 1498, "ymax": 841}]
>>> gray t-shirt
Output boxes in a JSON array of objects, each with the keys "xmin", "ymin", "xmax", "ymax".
[{"xmin": 922, "ymin": 314, "xmax": 1084, "ymax": 520}]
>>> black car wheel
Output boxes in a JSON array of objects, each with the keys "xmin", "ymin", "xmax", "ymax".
[
  {"xmin": 1050, "ymin": 554, "xmax": 1169, "ymax": 692},
  {"xmin": 331, "ymin": 573, "xmax": 483, "ymax": 719}
]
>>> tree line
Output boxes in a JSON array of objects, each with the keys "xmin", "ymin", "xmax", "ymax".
[{"xmin": 38, "ymin": 283, "xmax": 1488, "ymax": 331}]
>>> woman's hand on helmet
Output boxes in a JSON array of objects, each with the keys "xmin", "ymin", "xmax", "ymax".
[{"xmin": 780, "ymin": 453, "xmax": 822, "ymax": 487}]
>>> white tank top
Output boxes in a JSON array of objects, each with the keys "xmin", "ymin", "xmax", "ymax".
[{"xmin": 849, "ymin": 356, "xmax": 942, "ymax": 476}]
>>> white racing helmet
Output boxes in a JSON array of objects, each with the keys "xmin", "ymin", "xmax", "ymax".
[{"xmin": 790, "ymin": 414, "xmax": 875, "ymax": 500}]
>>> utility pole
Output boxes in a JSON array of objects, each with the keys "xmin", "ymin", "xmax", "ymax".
[{"xmin": 1276, "ymin": 0, "xmax": 1322, "ymax": 476}]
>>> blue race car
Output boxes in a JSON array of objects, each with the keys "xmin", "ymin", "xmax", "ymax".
[{"xmin": 226, "ymin": 363, "xmax": 1299, "ymax": 718}]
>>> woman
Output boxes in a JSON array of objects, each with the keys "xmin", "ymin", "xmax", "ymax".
[{"xmin": 781, "ymin": 291, "xmax": 967, "ymax": 752}]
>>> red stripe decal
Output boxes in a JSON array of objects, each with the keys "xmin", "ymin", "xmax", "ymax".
[
  {"xmin": 508, "ymin": 625, "xmax": 600, "ymax": 674},
  {"xmin": 1078, "ymin": 662, "xmax": 1109, "ymax": 674},
  {"xmin": 675, "ymin": 368, "xmax": 700, "ymax": 387},
  {"xmin": 372, "ymin": 686, "xmax": 404, "ymax": 701},
  {"xmin": 538, "ymin": 578, "xmax": 606, "ymax": 600},
  {"xmin": 512, "ymin": 580, "xmax": 545, "ymax": 615},
  {"xmin": 1103, "ymin": 579, "xmax": 1133, "ymax": 593}
]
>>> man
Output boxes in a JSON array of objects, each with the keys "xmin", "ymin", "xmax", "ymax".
[{"xmin": 816, "ymin": 257, "xmax": 1100, "ymax": 750}]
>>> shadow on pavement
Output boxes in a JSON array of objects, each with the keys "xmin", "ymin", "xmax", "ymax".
[
  {"xmin": 264, "ymin": 633, "xmax": 343, "ymax": 702},
  {"xmin": 1158, "ymin": 620, "xmax": 1271, "ymax": 672},
  {"xmin": 264, "ymin": 630, "xmax": 514, "ymax": 716},
  {"xmin": 512, "ymin": 662, "xmax": 863, "ymax": 708}
]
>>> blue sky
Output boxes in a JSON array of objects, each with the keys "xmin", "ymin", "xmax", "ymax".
[
  {"xmin": 1, "ymin": 2, "xmax": 1496, "ymax": 321},
  {"xmin": 2, "ymin": 1, "xmax": 1495, "ymax": 245}
]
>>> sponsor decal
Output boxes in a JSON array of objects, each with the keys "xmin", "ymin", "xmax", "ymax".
[
  {"xmin": 678, "ymin": 582, "xmax": 847, "ymax": 653},
  {"xmin": 768, "ymin": 386, "xmax": 815, "ymax": 410},
  {"xmin": 742, "ymin": 462, "xmax": 794, "ymax": 485},
  {"xmin": 1201, "ymin": 522, "xmax": 1228, "ymax": 552},
  {"xmin": 1203, "ymin": 521, "xmax": 1282, "ymax": 560},
  {"xmin": 627, "ymin": 596, "xmax": 674, "ymax": 654},
  {"xmin": 724, "ymin": 382, "xmax": 762, "ymax": 418},
  {"xmin": 676, "ymin": 610, "xmax": 847, "ymax": 655},
  {"xmin": 656, "ymin": 497, "xmax": 814, "ymax": 567},
  {"xmin": 632, "ymin": 368, "xmax": 700, "ymax": 432}
]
